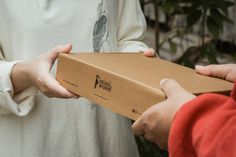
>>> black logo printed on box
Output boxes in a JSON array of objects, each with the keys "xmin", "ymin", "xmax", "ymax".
[{"xmin": 94, "ymin": 75, "xmax": 112, "ymax": 92}]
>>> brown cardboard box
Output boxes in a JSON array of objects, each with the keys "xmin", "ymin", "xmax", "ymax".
[{"xmin": 56, "ymin": 53, "xmax": 233, "ymax": 120}]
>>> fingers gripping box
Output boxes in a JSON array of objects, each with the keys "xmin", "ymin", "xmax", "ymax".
[{"xmin": 56, "ymin": 53, "xmax": 233, "ymax": 120}]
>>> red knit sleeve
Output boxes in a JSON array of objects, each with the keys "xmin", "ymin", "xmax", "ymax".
[{"xmin": 168, "ymin": 82, "xmax": 236, "ymax": 157}]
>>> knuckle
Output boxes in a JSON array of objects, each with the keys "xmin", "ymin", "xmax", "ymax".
[
  {"xmin": 141, "ymin": 117, "xmax": 153, "ymax": 132},
  {"xmin": 36, "ymin": 77, "xmax": 43, "ymax": 85},
  {"xmin": 36, "ymin": 77, "xmax": 49, "ymax": 93},
  {"xmin": 54, "ymin": 45, "xmax": 64, "ymax": 52}
]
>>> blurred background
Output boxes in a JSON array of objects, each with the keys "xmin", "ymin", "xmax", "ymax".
[
  {"xmin": 141, "ymin": 0, "xmax": 236, "ymax": 67},
  {"xmin": 136, "ymin": 0, "xmax": 236, "ymax": 156}
]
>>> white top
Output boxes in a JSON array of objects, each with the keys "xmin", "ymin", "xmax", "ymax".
[{"xmin": 0, "ymin": 0, "xmax": 148, "ymax": 157}]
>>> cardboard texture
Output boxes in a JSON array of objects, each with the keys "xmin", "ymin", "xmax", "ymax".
[{"xmin": 56, "ymin": 53, "xmax": 233, "ymax": 120}]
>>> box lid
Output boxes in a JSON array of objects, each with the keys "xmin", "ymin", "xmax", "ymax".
[{"xmin": 63, "ymin": 52, "xmax": 233, "ymax": 95}]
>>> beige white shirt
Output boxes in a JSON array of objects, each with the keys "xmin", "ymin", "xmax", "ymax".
[{"xmin": 0, "ymin": 0, "xmax": 148, "ymax": 156}]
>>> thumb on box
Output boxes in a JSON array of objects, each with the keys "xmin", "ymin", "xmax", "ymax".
[{"xmin": 160, "ymin": 79, "xmax": 186, "ymax": 98}]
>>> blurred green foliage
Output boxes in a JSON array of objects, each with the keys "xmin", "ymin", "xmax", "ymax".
[{"xmin": 159, "ymin": 0, "xmax": 234, "ymax": 68}]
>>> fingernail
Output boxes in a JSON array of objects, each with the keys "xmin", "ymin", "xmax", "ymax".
[
  {"xmin": 160, "ymin": 78, "xmax": 169, "ymax": 86},
  {"xmin": 65, "ymin": 43, "xmax": 72, "ymax": 47},
  {"xmin": 150, "ymin": 48, "xmax": 155, "ymax": 54},
  {"xmin": 195, "ymin": 65, "xmax": 205, "ymax": 70},
  {"xmin": 132, "ymin": 122, "xmax": 136, "ymax": 127},
  {"xmin": 150, "ymin": 49, "xmax": 156, "ymax": 56}
]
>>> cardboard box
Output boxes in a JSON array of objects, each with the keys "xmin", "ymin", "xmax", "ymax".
[{"xmin": 56, "ymin": 53, "xmax": 233, "ymax": 120}]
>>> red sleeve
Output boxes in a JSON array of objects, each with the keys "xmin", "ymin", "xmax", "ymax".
[{"xmin": 168, "ymin": 82, "xmax": 236, "ymax": 157}]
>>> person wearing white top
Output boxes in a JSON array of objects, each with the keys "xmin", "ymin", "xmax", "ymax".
[{"xmin": 0, "ymin": 0, "xmax": 154, "ymax": 156}]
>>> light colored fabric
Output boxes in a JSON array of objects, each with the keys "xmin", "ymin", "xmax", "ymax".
[
  {"xmin": 117, "ymin": 0, "xmax": 148, "ymax": 52},
  {"xmin": 0, "ymin": 0, "xmax": 148, "ymax": 156},
  {"xmin": 0, "ymin": 58, "xmax": 37, "ymax": 116}
]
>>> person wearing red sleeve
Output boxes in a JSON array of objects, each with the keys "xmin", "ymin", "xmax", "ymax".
[{"xmin": 132, "ymin": 64, "xmax": 236, "ymax": 157}]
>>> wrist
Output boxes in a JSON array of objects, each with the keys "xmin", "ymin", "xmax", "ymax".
[{"xmin": 11, "ymin": 62, "xmax": 32, "ymax": 94}]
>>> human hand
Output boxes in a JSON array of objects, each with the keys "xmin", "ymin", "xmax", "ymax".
[
  {"xmin": 11, "ymin": 44, "xmax": 78, "ymax": 98},
  {"xmin": 142, "ymin": 48, "xmax": 158, "ymax": 57},
  {"xmin": 196, "ymin": 64, "xmax": 236, "ymax": 82},
  {"xmin": 132, "ymin": 79, "xmax": 195, "ymax": 150}
]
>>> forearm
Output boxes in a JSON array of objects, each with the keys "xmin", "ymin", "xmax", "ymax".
[{"xmin": 11, "ymin": 62, "xmax": 32, "ymax": 94}]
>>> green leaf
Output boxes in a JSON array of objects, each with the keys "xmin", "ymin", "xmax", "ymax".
[
  {"xmin": 200, "ymin": 0, "xmax": 211, "ymax": 9},
  {"xmin": 210, "ymin": 8, "xmax": 234, "ymax": 24},
  {"xmin": 178, "ymin": 47, "xmax": 198, "ymax": 68},
  {"xmin": 221, "ymin": 15, "xmax": 234, "ymax": 24},
  {"xmin": 201, "ymin": 45, "xmax": 219, "ymax": 64},
  {"xmin": 190, "ymin": 1, "xmax": 201, "ymax": 10},
  {"xmin": 161, "ymin": 2, "xmax": 173, "ymax": 14},
  {"xmin": 213, "ymin": 0, "xmax": 234, "ymax": 14},
  {"xmin": 169, "ymin": 41, "xmax": 177, "ymax": 54},
  {"xmin": 209, "ymin": 9, "xmax": 224, "ymax": 30},
  {"xmin": 187, "ymin": 10, "xmax": 202, "ymax": 28},
  {"xmin": 173, "ymin": 3, "xmax": 183, "ymax": 14},
  {"xmin": 206, "ymin": 16, "xmax": 221, "ymax": 39},
  {"xmin": 206, "ymin": 45, "xmax": 218, "ymax": 64},
  {"xmin": 181, "ymin": 6, "xmax": 192, "ymax": 14},
  {"xmin": 179, "ymin": 55, "xmax": 195, "ymax": 68}
]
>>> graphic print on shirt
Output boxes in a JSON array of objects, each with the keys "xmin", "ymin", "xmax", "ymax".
[{"xmin": 93, "ymin": 0, "xmax": 109, "ymax": 52}]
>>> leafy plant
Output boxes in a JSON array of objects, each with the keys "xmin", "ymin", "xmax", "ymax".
[{"xmin": 159, "ymin": 0, "xmax": 234, "ymax": 67}]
